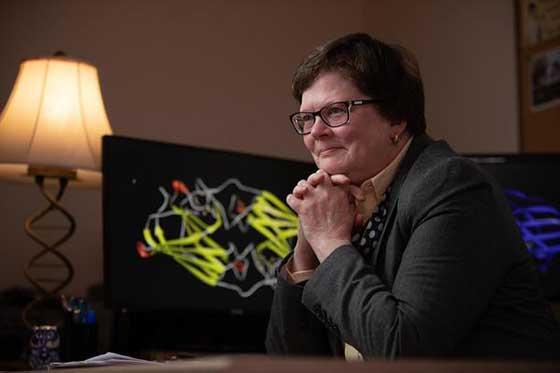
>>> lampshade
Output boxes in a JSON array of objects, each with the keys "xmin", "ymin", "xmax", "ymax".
[{"xmin": 0, "ymin": 55, "xmax": 113, "ymax": 187}]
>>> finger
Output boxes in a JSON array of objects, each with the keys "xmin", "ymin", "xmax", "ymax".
[
  {"xmin": 329, "ymin": 175, "xmax": 364, "ymax": 201},
  {"xmin": 286, "ymin": 194, "xmax": 302, "ymax": 213},
  {"xmin": 294, "ymin": 179, "xmax": 313, "ymax": 197},
  {"xmin": 307, "ymin": 170, "xmax": 326, "ymax": 186},
  {"xmin": 293, "ymin": 184, "xmax": 308, "ymax": 199},
  {"xmin": 348, "ymin": 185, "xmax": 365, "ymax": 201},
  {"xmin": 330, "ymin": 174, "xmax": 351, "ymax": 185},
  {"xmin": 297, "ymin": 179, "xmax": 316, "ymax": 189},
  {"xmin": 316, "ymin": 169, "xmax": 331, "ymax": 179},
  {"xmin": 317, "ymin": 170, "xmax": 333, "ymax": 187}
]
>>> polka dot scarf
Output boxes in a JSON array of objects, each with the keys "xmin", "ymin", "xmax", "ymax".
[{"xmin": 351, "ymin": 187, "xmax": 391, "ymax": 257}]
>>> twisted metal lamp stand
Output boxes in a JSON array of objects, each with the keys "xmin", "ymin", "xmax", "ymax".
[{"xmin": 22, "ymin": 168, "xmax": 76, "ymax": 328}]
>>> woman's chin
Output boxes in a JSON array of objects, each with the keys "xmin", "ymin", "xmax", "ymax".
[{"xmin": 316, "ymin": 161, "xmax": 346, "ymax": 176}]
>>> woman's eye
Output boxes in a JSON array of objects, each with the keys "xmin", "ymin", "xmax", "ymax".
[{"xmin": 325, "ymin": 106, "xmax": 345, "ymax": 116}]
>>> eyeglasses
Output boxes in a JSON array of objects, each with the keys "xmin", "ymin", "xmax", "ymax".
[{"xmin": 289, "ymin": 99, "xmax": 382, "ymax": 135}]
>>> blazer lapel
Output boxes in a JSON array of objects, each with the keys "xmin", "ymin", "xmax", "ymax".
[{"xmin": 370, "ymin": 134, "xmax": 433, "ymax": 270}]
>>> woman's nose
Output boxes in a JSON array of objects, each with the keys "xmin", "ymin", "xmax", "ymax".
[{"xmin": 309, "ymin": 116, "xmax": 331, "ymax": 137}]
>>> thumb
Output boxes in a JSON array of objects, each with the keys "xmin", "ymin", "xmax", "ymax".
[
  {"xmin": 330, "ymin": 174, "xmax": 365, "ymax": 201},
  {"xmin": 330, "ymin": 174, "xmax": 351, "ymax": 185}
]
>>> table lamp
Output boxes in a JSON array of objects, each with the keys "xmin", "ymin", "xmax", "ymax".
[{"xmin": 0, "ymin": 53, "xmax": 113, "ymax": 327}]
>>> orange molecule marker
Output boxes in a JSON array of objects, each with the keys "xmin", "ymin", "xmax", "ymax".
[
  {"xmin": 136, "ymin": 241, "xmax": 153, "ymax": 258},
  {"xmin": 236, "ymin": 199, "xmax": 246, "ymax": 214},
  {"xmin": 172, "ymin": 180, "xmax": 189, "ymax": 194}
]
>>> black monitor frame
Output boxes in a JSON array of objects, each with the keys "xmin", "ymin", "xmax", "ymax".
[
  {"xmin": 102, "ymin": 135, "xmax": 316, "ymax": 352},
  {"xmin": 102, "ymin": 140, "xmax": 560, "ymax": 352},
  {"xmin": 465, "ymin": 153, "xmax": 560, "ymax": 300}
]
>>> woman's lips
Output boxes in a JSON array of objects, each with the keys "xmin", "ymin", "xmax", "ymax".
[{"xmin": 319, "ymin": 147, "xmax": 343, "ymax": 156}]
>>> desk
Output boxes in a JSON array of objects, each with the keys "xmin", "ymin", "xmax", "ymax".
[{"xmin": 46, "ymin": 355, "xmax": 560, "ymax": 373}]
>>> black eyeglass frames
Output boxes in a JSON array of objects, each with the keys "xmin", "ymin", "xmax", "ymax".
[{"xmin": 289, "ymin": 99, "xmax": 382, "ymax": 135}]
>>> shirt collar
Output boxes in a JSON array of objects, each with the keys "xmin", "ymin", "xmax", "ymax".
[{"xmin": 359, "ymin": 136, "xmax": 413, "ymax": 200}]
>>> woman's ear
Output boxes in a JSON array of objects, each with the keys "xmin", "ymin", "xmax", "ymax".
[{"xmin": 390, "ymin": 121, "xmax": 407, "ymax": 145}]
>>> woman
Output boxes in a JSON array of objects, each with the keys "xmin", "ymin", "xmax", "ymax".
[{"xmin": 266, "ymin": 33, "xmax": 559, "ymax": 359}]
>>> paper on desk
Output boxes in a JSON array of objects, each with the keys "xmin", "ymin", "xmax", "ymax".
[{"xmin": 49, "ymin": 352, "xmax": 163, "ymax": 369}]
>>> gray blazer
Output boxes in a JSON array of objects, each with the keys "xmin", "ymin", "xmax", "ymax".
[{"xmin": 266, "ymin": 134, "xmax": 560, "ymax": 359}]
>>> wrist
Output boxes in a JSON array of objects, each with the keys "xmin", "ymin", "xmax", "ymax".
[
  {"xmin": 314, "ymin": 239, "xmax": 351, "ymax": 262},
  {"xmin": 292, "ymin": 252, "xmax": 319, "ymax": 272},
  {"xmin": 284, "ymin": 257, "xmax": 315, "ymax": 284},
  {"xmin": 292, "ymin": 240, "xmax": 319, "ymax": 272}
]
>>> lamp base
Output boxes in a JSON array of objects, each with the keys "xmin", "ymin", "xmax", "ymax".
[{"xmin": 22, "ymin": 174, "xmax": 76, "ymax": 328}]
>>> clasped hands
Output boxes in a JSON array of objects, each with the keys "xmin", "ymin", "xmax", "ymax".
[{"xmin": 286, "ymin": 170, "xmax": 365, "ymax": 270}]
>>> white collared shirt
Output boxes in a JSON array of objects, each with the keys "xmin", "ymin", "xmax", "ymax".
[{"xmin": 356, "ymin": 137, "xmax": 413, "ymax": 220}]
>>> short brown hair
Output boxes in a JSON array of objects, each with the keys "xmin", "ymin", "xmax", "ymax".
[{"xmin": 292, "ymin": 33, "xmax": 426, "ymax": 135}]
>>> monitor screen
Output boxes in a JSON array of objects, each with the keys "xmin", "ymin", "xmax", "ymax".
[
  {"xmin": 103, "ymin": 139, "xmax": 560, "ymax": 352},
  {"xmin": 102, "ymin": 135, "xmax": 315, "ymax": 351},
  {"xmin": 466, "ymin": 154, "xmax": 560, "ymax": 300}
]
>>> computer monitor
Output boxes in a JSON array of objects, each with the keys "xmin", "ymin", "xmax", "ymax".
[
  {"xmin": 466, "ymin": 154, "xmax": 560, "ymax": 300},
  {"xmin": 103, "ymin": 138, "xmax": 560, "ymax": 352},
  {"xmin": 102, "ymin": 135, "xmax": 315, "ymax": 352}
]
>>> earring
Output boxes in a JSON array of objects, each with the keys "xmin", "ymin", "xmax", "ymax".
[{"xmin": 391, "ymin": 134, "xmax": 400, "ymax": 145}]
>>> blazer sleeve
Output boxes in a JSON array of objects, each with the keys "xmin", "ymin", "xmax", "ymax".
[
  {"xmin": 265, "ymin": 255, "xmax": 341, "ymax": 356},
  {"xmin": 300, "ymin": 158, "xmax": 519, "ymax": 358}
]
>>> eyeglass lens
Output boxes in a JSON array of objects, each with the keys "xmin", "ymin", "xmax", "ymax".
[{"xmin": 292, "ymin": 102, "xmax": 349, "ymax": 134}]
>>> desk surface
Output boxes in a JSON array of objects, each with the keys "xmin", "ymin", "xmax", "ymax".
[{"xmin": 42, "ymin": 355, "xmax": 560, "ymax": 373}]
